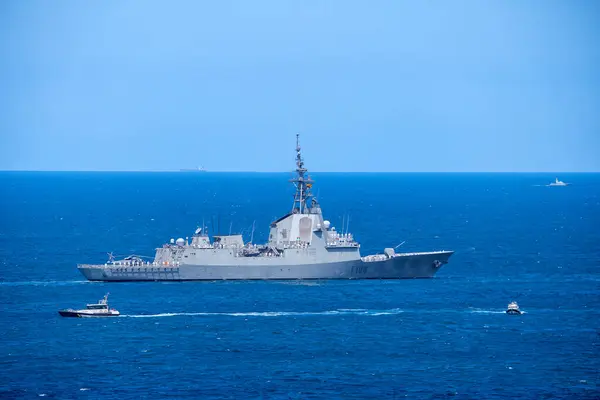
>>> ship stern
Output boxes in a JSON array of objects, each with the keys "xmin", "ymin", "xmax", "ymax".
[{"xmin": 77, "ymin": 264, "xmax": 106, "ymax": 281}]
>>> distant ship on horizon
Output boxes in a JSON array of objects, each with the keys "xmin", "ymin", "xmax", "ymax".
[
  {"xmin": 547, "ymin": 177, "xmax": 568, "ymax": 186},
  {"xmin": 180, "ymin": 166, "xmax": 206, "ymax": 172}
]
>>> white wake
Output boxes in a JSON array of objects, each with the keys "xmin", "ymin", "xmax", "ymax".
[{"xmin": 122, "ymin": 308, "xmax": 405, "ymax": 318}]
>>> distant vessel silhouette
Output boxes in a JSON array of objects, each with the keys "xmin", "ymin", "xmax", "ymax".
[
  {"xmin": 548, "ymin": 178, "xmax": 568, "ymax": 186},
  {"xmin": 180, "ymin": 166, "xmax": 206, "ymax": 172}
]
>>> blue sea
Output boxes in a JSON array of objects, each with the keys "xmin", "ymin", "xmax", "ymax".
[{"xmin": 1, "ymin": 172, "xmax": 599, "ymax": 399}]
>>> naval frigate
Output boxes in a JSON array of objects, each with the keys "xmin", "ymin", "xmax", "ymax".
[{"xmin": 78, "ymin": 134, "xmax": 454, "ymax": 281}]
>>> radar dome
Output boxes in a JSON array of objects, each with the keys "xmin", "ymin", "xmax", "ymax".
[
  {"xmin": 170, "ymin": 238, "xmax": 175, "ymax": 244},
  {"xmin": 176, "ymin": 238, "xmax": 185, "ymax": 246},
  {"xmin": 323, "ymin": 220, "xmax": 331, "ymax": 229}
]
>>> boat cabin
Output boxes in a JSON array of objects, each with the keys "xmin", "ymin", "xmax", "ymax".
[{"xmin": 86, "ymin": 303, "xmax": 108, "ymax": 310}]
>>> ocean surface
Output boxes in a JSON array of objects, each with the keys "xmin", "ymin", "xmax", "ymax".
[{"xmin": 0, "ymin": 172, "xmax": 599, "ymax": 399}]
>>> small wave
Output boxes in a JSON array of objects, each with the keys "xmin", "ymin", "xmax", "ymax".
[
  {"xmin": 122, "ymin": 308, "xmax": 404, "ymax": 318},
  {"xmin": 0, "ymin": 280, "xmax": 91, "ymax": 287}
]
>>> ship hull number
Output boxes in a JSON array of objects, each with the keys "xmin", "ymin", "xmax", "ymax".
[{"xmin": 351, "ymin": 266, "xmax": 368, "ymax": 274}]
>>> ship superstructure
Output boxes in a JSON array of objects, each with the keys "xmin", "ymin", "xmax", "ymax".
[{"xmin": 78, "ymin": 134, "xmax": 453, "ymax": 281}]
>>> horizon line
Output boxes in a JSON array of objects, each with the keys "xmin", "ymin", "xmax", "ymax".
[{"xmin": 1, "ymin": 169, "xmax": 598, "ymax": 174}]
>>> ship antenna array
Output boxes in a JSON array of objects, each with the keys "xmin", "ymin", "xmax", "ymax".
[
  {"xmin": 290, "ymin": 133, "xmax": 314, "ymax": 214},
  {"xmin": 341, "ymin": 213, "xmax": 351, "ymax": 237},
  {"xmin": 346, "ymin": 215, "xmax": 350, "ymax": 236}
]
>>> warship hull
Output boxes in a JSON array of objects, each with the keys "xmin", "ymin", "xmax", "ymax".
[
  {"xmin": 77, "ymin": 135, "xmax": 455, "ymax": 282},
  {"xmin": 77, "ymin": 251, "xmax": 453, "ymax": 282}
]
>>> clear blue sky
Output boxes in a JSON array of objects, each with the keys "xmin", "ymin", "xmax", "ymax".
[{"xmin": 1, "ymin": 1, "xmax": 598, "ymax": 172}]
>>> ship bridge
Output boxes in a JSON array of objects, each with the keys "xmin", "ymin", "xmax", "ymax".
[{"xmin": 268, "ymin": 134, "xmax": 358, "ymax": 250}]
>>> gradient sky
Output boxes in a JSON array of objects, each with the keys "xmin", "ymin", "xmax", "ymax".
[{"xmin": 1, "ymin": 1, "xmax": 598, "ymax": 172}]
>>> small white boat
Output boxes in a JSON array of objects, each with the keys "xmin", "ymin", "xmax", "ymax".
[
  {"xmin": 548, "ymin": 178, "xmax": 568, "ymax": 186},
  {"xmin": 506, "ymin": 301, "xmax": 522, "ymax": 315},
  {"xmin": 58, "ymin": 293, "xmax": 120, "ymax": 317}
]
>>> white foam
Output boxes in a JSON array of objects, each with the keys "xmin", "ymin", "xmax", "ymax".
[
  {"xmin": 126, "ymin": 313, "xmax": 189, "ymax": 318},
  {"xmin": 369, "ymin": 309, "xmax": 404, "ymax": 316},
  {"xmin": 278, "ymin": 281, "xmax": 322, "ymax": 286}
]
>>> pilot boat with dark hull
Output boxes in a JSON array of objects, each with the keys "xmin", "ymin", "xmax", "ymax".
[
  {"xmin": 58, "ymin": 294, "xmax": 120, "ymax": 317},
  {"xmin": 77, "ymin": 134, "xmax": 454, "ymax": 281}
]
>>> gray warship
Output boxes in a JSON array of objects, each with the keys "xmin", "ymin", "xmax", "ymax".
[{"xmin": 78, "ymin": 135, "xmax": 453, "ymax": 281}]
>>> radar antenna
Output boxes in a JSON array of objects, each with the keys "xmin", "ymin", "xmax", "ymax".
[{"xmin": 290, "ymin": 133, "xmax": 316, "ymax": 214}]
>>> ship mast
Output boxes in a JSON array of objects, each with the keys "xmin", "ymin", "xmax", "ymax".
[{"xmin": 290, "ymin": 133, "xmax": 314, "ymax": 214}]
